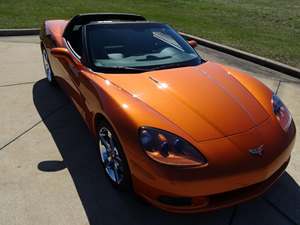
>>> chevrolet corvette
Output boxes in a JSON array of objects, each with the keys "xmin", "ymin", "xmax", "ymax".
[{"xmin": 40, "ymin": 13, "xmax": 296, "ymax": 213}]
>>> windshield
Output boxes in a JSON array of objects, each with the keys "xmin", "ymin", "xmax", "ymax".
[{"xmin": 85, "ymin": 22, "xmax": 202, "ymax": 72}]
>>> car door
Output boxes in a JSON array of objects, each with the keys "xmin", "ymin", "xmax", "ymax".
[
  {"xmin": 54, "ymin": 34, "xmax": 87, "ymax": 121},
  {"xmin": 75, "ymin": 25, "xmax": 103, "ymax": 129},
  {"xmin": 64, "ymin": 54, "xmax": 87, "ymax": 118},
  {"xmin": 63, "ymin": 27, "xmax": 100, "ymax": 126}
]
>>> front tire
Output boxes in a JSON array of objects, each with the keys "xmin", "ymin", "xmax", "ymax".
[{"xmin": 97, "ymin": 120, "xmax": 132, "ymax": 190}]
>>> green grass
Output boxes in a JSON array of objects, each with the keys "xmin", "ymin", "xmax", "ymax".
[{"xmin": 0, "ymin": 0, "xmax": 299, "ymax": 68}]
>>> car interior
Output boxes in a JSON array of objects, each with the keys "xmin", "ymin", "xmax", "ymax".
[{"xmin": 63, "ymin": 13, "xmax": 147, "ymax": 59}]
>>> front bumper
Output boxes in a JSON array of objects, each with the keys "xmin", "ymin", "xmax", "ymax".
[{"xmin": 133, "ymin": 158, "xmax": 289, "ymax": 213}]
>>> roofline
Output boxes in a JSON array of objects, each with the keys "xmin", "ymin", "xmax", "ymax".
[
  {"xmin": 73, "ymin": 13, "xmax": 146, "ymax": 21},
  {"xmin": 87, "ymin": 21, "xmax": 163, "ymax": 25},
  {"xmin": 63, "ymin": 13, "xmax": 146, "ymax": 38}
]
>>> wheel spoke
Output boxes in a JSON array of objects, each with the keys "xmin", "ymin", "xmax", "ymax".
[
  {"xmin": 114, "ymin": 157, "xmax": 123, "ymax": 171},
  {"xmin": 109, "ymin": 136, "xmax": 116, "ymax": 153},
  {"xmin": 113, "ymin": 164, "xmax": 119, "ymax": 183},
  {"xmin": 104, "ymin": 158, "xmax": 111, "ymax": 168},
  {"xmin": 99, "ymin": 136, "xmax": 111, "ymax": 150}
]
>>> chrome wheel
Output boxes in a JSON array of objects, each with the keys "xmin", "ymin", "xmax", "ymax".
[
  {"xmin": 42, "ymin": 49, "xmax": 52, "ymax": 82},
  {"xmin": 99, "ymin": 127, "xmax": 124, "ymax": 184}
]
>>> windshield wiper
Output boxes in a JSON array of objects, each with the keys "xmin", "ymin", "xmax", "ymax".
[
  {"xmin": 149, "ymin": 62, "xmax": 193, "ymax": 71},
  {"xmin": 97, "ymin": 66, "xmax": 149, "ymax": 73},
  {"xmin": 111, "ymin": 66, "xmax": 148, "ymax": 71}
]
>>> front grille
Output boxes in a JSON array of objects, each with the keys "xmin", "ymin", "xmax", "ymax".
[
  {"xmin": 158, "ymin": 196, "xmax": 192, "ymax": 206},
  {"xmin": 209, "ymin": 160, "xmax": 288, "ymax": 206}
]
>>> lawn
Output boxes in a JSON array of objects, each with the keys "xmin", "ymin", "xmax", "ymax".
[{"xmin": 0, "ymin": 0, "xmax": 299, "ymax": 68}]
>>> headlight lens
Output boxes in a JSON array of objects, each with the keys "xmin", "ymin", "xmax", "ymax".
[
  {"xmin": 139, "ymin": 127, "xmax": 207, "ymax": 166},
  {"xmin": 271, "ymin": 94, "xmax": 292, "ymax": 132}
]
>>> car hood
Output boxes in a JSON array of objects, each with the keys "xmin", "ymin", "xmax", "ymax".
[{"xmin": 101, "ymin": 62, "xmax": 269, "ymax": 142}]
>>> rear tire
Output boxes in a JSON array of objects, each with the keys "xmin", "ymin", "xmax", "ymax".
[
  {"xmin": 41, "ymin": 46, "xmax": 55, "ymax": 85},
  {"xmin": 97, "ymin": 120, "xmax": 132, "ymax": 191}
]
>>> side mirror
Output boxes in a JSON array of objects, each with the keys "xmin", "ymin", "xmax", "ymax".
[
  {"xmin": 188, "ymin": 40, "xmax": 197, "ymax": 48},
  {"xmin": 50, "ymin": 47, "xmax": 73, "ymax": 61}
]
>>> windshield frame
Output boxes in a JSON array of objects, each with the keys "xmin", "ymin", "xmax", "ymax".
[{"xmin": 83, "ymin": 22, "xmax": 203, "ymax": 73}]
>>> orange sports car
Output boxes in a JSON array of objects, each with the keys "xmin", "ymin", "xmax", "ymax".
[{"xmin": 40, "ymin": 13, "xmax": 296, "ymax": 213}]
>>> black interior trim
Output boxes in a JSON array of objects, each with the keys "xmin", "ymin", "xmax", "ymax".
[{"xmin": 81, "ymin": 25, "xmax": 91, "ymax": 68}]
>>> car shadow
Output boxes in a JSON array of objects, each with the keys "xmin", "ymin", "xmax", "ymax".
[{"xmin": 33, "ymin": 78, "xmax": 299, "ymax": 225}]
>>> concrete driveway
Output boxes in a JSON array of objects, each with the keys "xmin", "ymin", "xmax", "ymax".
[{"xmin": 0, "ymin": 36, "xmax": 299, "ymax": 225}]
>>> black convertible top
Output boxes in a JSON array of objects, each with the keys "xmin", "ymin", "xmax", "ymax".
[{"xmin": 63, "ymin": 13, "xmax": 146, "ymax": 38}]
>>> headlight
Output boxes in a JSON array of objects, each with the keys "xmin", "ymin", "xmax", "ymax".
[
  {"xmin": 271, "ymin": 94, "xmax": 292, "ymax": 132},
  {"xmin": 139, "ymin": 127, "xmax": 207, "ymax": 166}
]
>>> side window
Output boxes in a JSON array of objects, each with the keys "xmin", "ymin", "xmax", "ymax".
[{"xmin": 68, "ymin": 25, "xmax": 83, "ymax": 58}]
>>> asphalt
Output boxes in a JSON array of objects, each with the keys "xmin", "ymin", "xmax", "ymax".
[{"xmin": 0, "ymin": 36, "xmax": 299, "ymax": 225}]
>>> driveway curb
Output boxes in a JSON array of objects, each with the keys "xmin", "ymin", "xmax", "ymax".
[
  {"xmin": 180, "ymin": 32, "xmax": 300, "ymax": 79},
  {"xmin": 0, "ymin": 28, "xmax": 39, "ymax": 36},
  {"xmin": 0, "ymin": 28, "xmax": 299, "ymax": 78}
]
